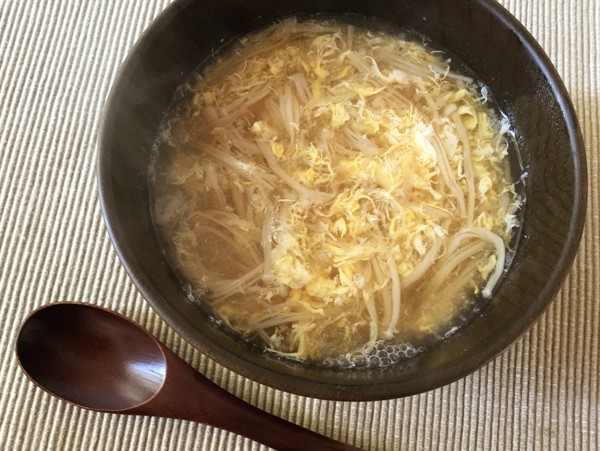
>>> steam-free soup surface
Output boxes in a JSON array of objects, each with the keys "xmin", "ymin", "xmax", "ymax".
[{"xmin": 152, "ymin": 20, "xmax": 520, "ymax": 365}]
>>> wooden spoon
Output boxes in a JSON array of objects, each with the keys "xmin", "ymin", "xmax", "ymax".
[{"xmin": 15, "ymin": 302, "xmax": 361, "ymax": 451}]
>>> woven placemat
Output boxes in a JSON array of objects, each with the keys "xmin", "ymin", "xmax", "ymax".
[{"xmin": 0, "ymin": 0, "xmax": 597, "ymax": 449}]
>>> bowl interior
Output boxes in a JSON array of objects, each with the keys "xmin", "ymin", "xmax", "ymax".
[{"xmin": 98, "ymin": 0, "xmax": 586, "ymax": 400}]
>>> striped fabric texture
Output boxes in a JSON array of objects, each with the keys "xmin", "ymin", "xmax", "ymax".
[{"xmin": 0, "ymin": 1, "xmax": 597, "ymax": 449}]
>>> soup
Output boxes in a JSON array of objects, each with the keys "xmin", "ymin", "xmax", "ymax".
[{"xmin": 151, "ymin": 19, "xmax": 521, "ymax": 365}]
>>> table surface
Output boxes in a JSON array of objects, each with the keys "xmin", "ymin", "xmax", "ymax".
[{"xmin": 1, "ymin": 1, "xmax": 598, "ymax": 450}]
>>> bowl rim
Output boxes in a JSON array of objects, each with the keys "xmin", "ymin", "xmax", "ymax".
[{"xmin": 97, "ymin": 0, "xmax": 587, "ymax": 400}]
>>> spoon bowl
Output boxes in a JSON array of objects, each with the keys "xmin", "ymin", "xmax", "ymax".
[
  {"xmin": 16, "ymin": 303, "xmax": 360, "ymax": 451},
  {"xmin": 17, "ymin": 303, "xmax": 166, "ymax": 411}
]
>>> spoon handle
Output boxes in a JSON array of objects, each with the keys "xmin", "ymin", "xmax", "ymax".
[
  {"xmin": 127, "ymin": 343, "xmax": 362, "ymax": 451},
  {"xmin": 190, "ymin": 371, "xmax": 362, "ymax": 451}
]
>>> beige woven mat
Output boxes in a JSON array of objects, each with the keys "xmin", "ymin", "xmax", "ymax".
[{"xmin": 0, "ymin": 0, "xmax": 597, "ymax": 449}]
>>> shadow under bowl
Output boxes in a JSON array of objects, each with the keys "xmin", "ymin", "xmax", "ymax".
[{"xmin": 97, "ymin": 0, "xmax": 587, "ymax": 400}]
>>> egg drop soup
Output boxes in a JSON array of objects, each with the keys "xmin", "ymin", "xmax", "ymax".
[{"xmin": 151, "ymin": 19, "xmax": 521, "ymax": 367}]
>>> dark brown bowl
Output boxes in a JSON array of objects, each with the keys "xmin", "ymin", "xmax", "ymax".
[{"xmin": 97, "ymin": 0, "xmax": 587, "ymax": 400}]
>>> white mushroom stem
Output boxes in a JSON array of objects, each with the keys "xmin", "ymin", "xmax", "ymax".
[
  {"xmin": 383, "ymin": 252, "xmax": 401, "ymax": 339},
  {"xmin": 451, "ymin": 111, "xmax": 476, "ymax": 224}
]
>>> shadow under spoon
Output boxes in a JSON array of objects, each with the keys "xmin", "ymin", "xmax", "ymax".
[{"xmin": 15, "ymin": 302, "xmax": 360, "ymax": 451}]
